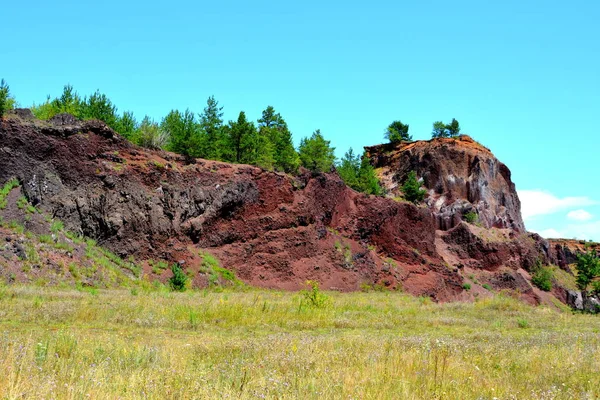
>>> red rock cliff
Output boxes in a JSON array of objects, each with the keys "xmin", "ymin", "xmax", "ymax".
[
  {"xmin": 366, "ymin": 135, "xmax": 525, "ymax": 232},
  {"xmin": 0, "ymin": 111, "xmax": 562, "ymax": 305}
]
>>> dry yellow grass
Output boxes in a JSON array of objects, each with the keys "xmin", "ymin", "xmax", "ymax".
[{"xmin": 1, "ymin": 285, "xmax": 599, "ymax": 399}]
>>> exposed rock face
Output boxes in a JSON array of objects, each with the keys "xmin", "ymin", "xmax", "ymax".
[
  {"xmin": 366, "ymin": 135, "xmax": 525, "ymax": 232},
  {"xmin": 0, "ymin": 111, "xmax": 565, "ymax": 305},
  {"xmin": 548, "ymin": 239, "xmax": 600, "ymax": 269},
  {"xmin": 0, "ymin": 111, "xmax": 463, "ymax": 298}
]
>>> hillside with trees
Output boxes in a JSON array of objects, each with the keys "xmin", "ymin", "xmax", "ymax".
[{"xmin": 3, "ymin": 80, "xmax": 474, "ymax": 202}]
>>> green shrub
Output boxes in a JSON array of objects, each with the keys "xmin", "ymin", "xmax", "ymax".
[
  {"xmin": 464, "ymin": 211, "xmax": 478, "ymax": 224},
  {"xmin": 402, "ymin": 171, "xmax": 426, "ymax": 204},
  {"xmin": 531, "ymin": 267, "xmax": 553, "ymax": 291},
  {"xmin": 482, "ymin": 284, "xmax": 492, "ymax": 291},
  {"xmin": 39, "ymin": 235, "xmax": 53, "ymax": 244},
  {"xmin": 517, "ymin": 318, "xmax": 529, "ymax": 329},
  {"xmin": 462, "ymin": 283, "xmax": 471, "ymax": 291},
  {"xmin": 169, "ymin": 264, "xmax": 189, "ymax": 292},
  {"xmin": 300, "ymin": 280, "xmax": 330, "ymax": 308},
  {"xmin": 575, "ymin": 248, "xmax": 600, "ymax": 291},
  {"xmin": 50, "ymin": 220, "xmax": 64, "ymax": 233}
]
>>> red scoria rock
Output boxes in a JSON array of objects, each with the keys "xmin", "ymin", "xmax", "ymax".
[{"xmin": 0, "ymin": 111, "xmax": 567, "ymax": 304}]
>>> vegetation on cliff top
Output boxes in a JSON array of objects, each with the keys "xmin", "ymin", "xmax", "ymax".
[
  {"xmin": 0, "ymin": 79, "xmax": 16, "ymax": 117},
  {"xmin": 2, "ymin": 80, "xmax": 474, "ymax": 198},
  {"xmin": 14, "ymin": 82, "xmax": 386, "ymax": 193}
]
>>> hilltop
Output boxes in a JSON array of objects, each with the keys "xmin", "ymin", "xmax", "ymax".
[{"xmin": 0, "ymin": 109, "xmax": 591, "ymax": 307}]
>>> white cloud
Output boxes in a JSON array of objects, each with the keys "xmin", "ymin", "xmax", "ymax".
[
  {"xmin": 563, "ymin": 221, "xmax": 600, "ymax": 241},
  {"xmin": 567, "ymin": 209, "xmax": 593, "ymax": 221},
  {"xmin": 531, "ymin": 221, "xmax": 600, "ymax": 242},
  {"xmin": 518, "ymin": 190, "xmax": 597, "ymax": 221},
  {"xmin": 536, "ymin": 228, "xmax": 564, "ymax": 239}
]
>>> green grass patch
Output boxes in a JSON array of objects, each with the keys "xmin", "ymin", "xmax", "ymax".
[
  {"xmin": 0, "ymin": 287, "xmax": 597, "ymax": 399},
  {"xmin": 50, "ymin": 220, "xmax": 64, "ymax": 233},
  {"xmin": 0, "ymin": 178, "xmax": 19, "ymax": 209}
]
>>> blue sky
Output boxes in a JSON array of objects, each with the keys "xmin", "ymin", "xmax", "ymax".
[{"xmin": 1, "ymin": 0, "xmax": 599, "ymax": 240}]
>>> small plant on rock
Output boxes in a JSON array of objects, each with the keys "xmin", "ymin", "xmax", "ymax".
[
  {"xmin": 402, "ymin": 171, "xmax": 426, "ymax": 204},
  {"xmin": 531, "ymin": 267, "xmax": 553, "ymax": 291},
  {"xmin": 464, "ymin": 211, "xmax": 478, "ymax": 224},
  {"xmin": 169, "ymin": 264, "xmax": 189, "ymax": 292}
]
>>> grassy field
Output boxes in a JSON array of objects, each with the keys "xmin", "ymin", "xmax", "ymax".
[{"xmin": 1, "ymin": 285, "xmax": 600, "ymax": 399}]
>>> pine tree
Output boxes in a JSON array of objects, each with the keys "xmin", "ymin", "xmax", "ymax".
[
  {"xmin": 337, "ymin": 148, "xmax": 382, "ymax": 195},
  {"xmin": 432, "ymin": 119, "xmax": 461, "ymax": 138},
  {"xmin": 81, "ymin": 90, "xmax": 118, "ymax": 130},
  {"xmin": 253, "ymin": 131, "xmax": 276, "ymax": 170},
  {"xmin": 115, "ymin": 111, "xmax": 137, "ymax": 140},
  {"xmin": 162, "ymin": 109, "xmax": 201, "ymax": 158},
  {"xmin": 53, "ymin": 84, "xmax": 83, "ymax": 117},
  {"xmin": 447, "ymin": 118, "xmax": 461, "ymax": 137},
  {"xmin": 432, "ymin": 121, "xmax": 447, "ymax": 138},
  {"xmin": 357, "ymin": 155, "xmax": 382, "ymax": 195},
  {"xmin": 0, "ymin": 79, "xmax": 12, "ymax": 117},
  {"xmin": 337, "ymin": 148, "xmax": 360, "ymax": 189},
  {"xmin": 199, "ymin": 96, "xmax": 224, "ymax": 160},
  {"xmin": 385, "ymin": 120, "xmax": 411, "ymax": 143},
  {"xmin": 226, "ymin": 111, "xmax": 256, "ymax": 164},
  {"xmin": 258, "ymin": 106, "xmax": 299, "ymax": 173},
  {"xmin": 30, "ymin": 85, "xmax": 82, "ymax": 120},
  {"xmin": 402, "ymin": 171, "xmax": 426, "ymax": 203},
  {"xmin": 298, "ymin": 129, "xmax": 336, "ymax": 173}
]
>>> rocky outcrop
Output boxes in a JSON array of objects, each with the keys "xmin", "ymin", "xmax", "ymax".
[
  {"xmin": 0, "ymin": 111, "xmax": 464, "ymax": 298},
  {"xmin": 549, "ymin": 239, "xmax": 600, "ymax": 269},
  {"xmin": 366, "ymin": 135, "xmax": 525, "ymax": 232},
  {"xmin": 0, "ymin": 111, "xmax": 565, "ymax": 304}
]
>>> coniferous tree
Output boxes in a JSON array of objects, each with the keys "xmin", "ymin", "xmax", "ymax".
[
  {"xmin": 298, "ymin": 129, "xmax": 336, "ymax": 173},
  {"xmin": 253, "ymin": 131, "xmax": 276, "ymax": 170},
  {"xmin": 402, "ymin": 171, "xmax": 427, "ymax": 203},
  {"xmin": 432, "ymin": 118, "xmax": 461, "ymax": 138},
  {"xmin": 54, "ymin": 84, "xmax": 83, "ymax": 116},
  {"xmin": 81, "ymin": 90, "xmax": 118, "ymax": 129},
  {"xmin": 31, "ymin": 85, "xmax": 82, "ymax": 120},
  {"xmin": 385, "ymin": 120, "xmax": 411, "ymax": 143},
  {"xmin": 258, "ymin": 106, "xmax": 299, "ymax": 173},
  {"xmin": 0, "ymin": 79, "xmax": 14, "ymax": 117},
  {"xmin": 115, "ymin": 111, "xmax": 137, "ymax": 140},
  {"xmin": 337, "ymin": 148, "xmax": 382, "ymax": 195},
  {"xmin": 199, "ymin": 96, "xmax": 224, "ymax": 160},
  {"xmin": 225, "ymin": 111, "xmax": 257, "ymax": 164},
  {"xmin": 432, "ymin": 121, "xmax": 447, "ymax": 138},
  {"xmin": 337, "ymin": 148, "xmax": 361, "ymax": 189},
  {"xmin": 447, "ymin": 118, "xmax": 461, "ymax": 137},
  {"xmin": 162, "ymin": 109, "xmax": 200, "ymax": 158},
  {"xmin": 357, "ymin": 155, "xmax": 382, "ymax": 195}
]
